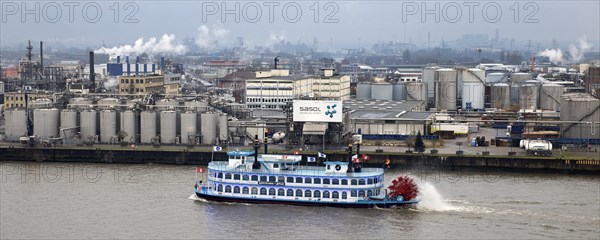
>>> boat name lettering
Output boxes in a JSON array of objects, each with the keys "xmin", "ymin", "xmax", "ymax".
[{"xmin": 259, "ymin": 181, "xmax": 285, "ymax": 186}]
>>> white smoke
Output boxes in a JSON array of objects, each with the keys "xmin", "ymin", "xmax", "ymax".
[
  {"xmin": 568, "ymin": 36, "xmax": 591, "ymax": 63},
  {"xmin": 195, "ymin": 25, "xmax": 230, "ymax": 49},
  {"xmin": 103, "ymin": 77, "xmax": 119, "ymax": 90},
  {"xmin": 96, "ymin": 34, "xmax": 186, "ymax": 58},
  {"xmin": 538, "ymin": 49, "xmax": 564, "ymax": 65},
  {"xmin": 268, "ymin": 32, "xmax": 287, "ymax": 45}
]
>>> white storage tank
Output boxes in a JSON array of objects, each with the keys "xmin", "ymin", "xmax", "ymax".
[
  {"xmin": 510, "ymin": 72, "xmax": 532, "ymax": 83},
  {"xmin": 510, "ymin": 84, "xmax": 520, "ymax": 105},
  {"xmin": 540, "ymin": 83, "xmax": 564, "ymax": 111},
  {"xmin": 140, "ymin": 111, "xmax": 157, "ymax": 143},
  {"xmin": 560, "ymin": 93, "xmax": 600, "ymax": 139},
  {"xmin": 80, "ymin": 109, "xmax": 97, "ymax": 143},
  {"xmin": 491, "ymin": 83, "xmax": 511, "ymax": 109},
  {"xmin": 356, "ymin": 83, "xmax": 372, "ymax": 99},
  {"xmin": 4, "ymin": 109, "xmax": 27, "ymax": 141},
  {"xmin": 519, "ymin": 84, "xmax": 539, "ymax": 110},
  {"xmin": 219, "ymin": 113, "xmax": 228, "ymax": 142},
  {"xmin": 392, "ymin": 83, "xmax": 407, "ymax": 101},
  {"xmin": 60, "ymin": 109, "xmax": 78, "ymax": 138},
  {"xmin": 180, "ymin": 111, "xmax": 197, "ymax": 144},
  {"xmin": 371, "ymin": 84, "xmax": 393, "ymax": 100},
  {"xmin": 406, "ymin": 82, "xmax": 428, "ymax": 102},
  {"xmin": 486, "ymin": 72, "xmax": 509, "ymax": 83},
  {"xmin": 160, "ymin": 111, "xmax": 177, "ymax": 144},
  {"xmin": 462, "ymin": 82, "xmax": 485, "ymax": 110},
  {"xmin": 435, "ymin": 68, "xmax": 457, "ymax": 111},
  {"xmin": 201, "ymin": 112, "xmax": 218, "ymax": 144},
  {"xmin": 100, "ymin": 110, "xmax": 117, "ymax": 143},
  {"xmin": 33, "ymin": 108, "xmax": 60, "ymax": 139},
  {"xmin": 422, "ymin": 66, "xmax": 440, "ymax": 100},
  {"xmin": 120, "ymin": 110, "xmax": 137, "ymax": 143}
]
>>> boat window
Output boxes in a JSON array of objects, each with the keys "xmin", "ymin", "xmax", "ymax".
[
  {"xmin": 323, "ymin": 179, "xmax": 330, "ymax": 184},
  {"xmin": 332, "ymin": 191, "xmax": 339, "ymax": 199},
  {"xmin": 269, "ymin": 188, "xmax": 276, "ymax": 195},
  {"xmin": 295, "ymin": 177, "xmax": 303, "ymax": 183},
  {"xmin": 233, "ymin": 174, "xmax": 240, "ymax": 180},
  {"xmin": 287, "ymin": 189, "xmax": 294, "ymax": 196},
  {"xmin": 367, "ymin": 178, "xmax": 373, "ymax": 184},
  {"xmin": 305, "ymin": 177, "xmax": 312, "ymax": 184},
  {"xmin": 273, "ymin": 163, "xmax": 279, "ymax": 168},
  {"xmin": 242, "ymin": 175, "xmax": 249, "ymax": 181},
  {"xmin": 277, "ymin": 176, "xmax": 284, "ymax": 182},
  {"xmin": 269, "ymin": 176, "xmax": 276, "ymax": 182},
  {"xmin": 233, "ymin": 186, "xmax": 240, "ymax": 193},
  {"xmin": 217, "ymin": 172, "xmax": 223, "ymax": 179},
  {"xmin": 305, "ymin": 190, "xmax": 312, "ymax": 198},
  {"xmin": 314, "ymin": 178, "xmax": 321, "ymax": 184},
  {"xmin": 373, "ymin": 177, "xmax": 378, "ymax": 184},
  {"xmin": 260, "ymin": 176, "xmax": 267, "ymax": 182},
  {"xmin": 341, "ymin": 179, "xmax": 348, "ymax": 185},
  {"xmin": 225, "ymin": 185, "xmax": 232, "ymax": 193},
  {"xmin": 359, "ymin": 179, "xmax": 366, "ymax": 185},
  {"xmin": 251, "ymin": 187, "xmax": 258, "ymax": 195},
  {"xmin": 225, "ymin": 173, "xmax": 232, "ymax": 179},
  {"xmin": 351, "ymin": 190, "xmax": 357, "ymax": 197},
  {"xmin": 286, "ymin": 177, "xmax": 294, "ymax": 183},
  {"xmin": 351, "ymin": 179, "xmax": 358, "ymax": 185},
  {"xmin": 251, "ymin": 175, "xmax": 258, "ymax": 181},
  {"xmin": 327, "ymin": 165, "xmax": 330, "ymax": 170},
  {"xmin": 332, "ymin": 179, "xmax": 339, "ymax": 185},
  {"xmin": 323, "ymin": 191, "xmax": 330, "ymax": 198},
  {"xmin": 217, "ymin": 184, "xmax": 223, "ymax": 192},
  {"xmin": 367, "ymin": 190, "xmax": 373, "ymax": 197},
  {"xmin": 296, "ymin": 189, "xmax": 303, "ymax": 197},
  {"xmin": 278, "ymin": 189, "xmax": 285, "ymax": 196},
  {"xmin": 342, "ymin": 192, "xmax": 347, "ymax": 199},
  {"xmin": 260, "ymin": 188, "xmax": 267, "ymax": 195},
  {"xmin": 358, "ymin": 190, "xmax": 365, "ymax": 197},
  {"xmin": 314, "ymin": 190, "xmax": 321, "ymax": 198},
  {"xmin": 242, "ymin": 187, "xmax": 249, "ymax": 194}
]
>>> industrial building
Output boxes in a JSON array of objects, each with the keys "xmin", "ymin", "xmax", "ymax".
[
  {"xmin": 345, "ymin": 99, "xmax": 432, "ymax": 136},
  {"xmin": 585, "ymin": 66, "xmax": 600, "ymax": 97},
  {"xmin": 118, "ymin": 75, "xmax": 165, "ymax": 94}
]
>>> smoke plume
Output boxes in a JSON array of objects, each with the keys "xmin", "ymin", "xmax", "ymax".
[
  {"xmin": 96, "ymin": 34, "xmax": 186, "ymax": 58},
  {"xmin": 195, "ymin": 25, "xmax": 230, "ymax": 49},
  {"xmin": 569, "ymin": 36, "xmax": 591, "ymax": 63},
  {"xmin": 537, "ymin": 36, "xmax": 593, "ymax": 64},
  {"xmin": 538, "ymin": 49, "xmax": 564, "ymax": 64}
]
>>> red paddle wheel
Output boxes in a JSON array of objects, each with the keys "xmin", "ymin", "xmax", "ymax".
[{"xmin": 387, "ymin": 176, "xmax": 418, "ymax": 201}]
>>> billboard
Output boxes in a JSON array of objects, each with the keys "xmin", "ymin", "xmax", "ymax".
[{"xmin": 293, "ymin": 100, "xmax": 343, "ymax": 123}]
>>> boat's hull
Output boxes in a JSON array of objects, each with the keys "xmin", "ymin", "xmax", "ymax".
[{"xmin": 195, "ymin": 190, "xmax": 417, "ymax": 208}]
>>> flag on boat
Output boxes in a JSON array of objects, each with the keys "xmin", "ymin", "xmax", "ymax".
[
  {"xmin": 361, "ymin": 154, "xmax": 370, "ymax": 161},
  {"xmin": 213, "ymin": 146, "xmax": 222, "ymax": 151},
  {"xmin": 352, "ymin": 154, "xmax": 361, "ymax": 163},
  {"xmin": 307, "ymin": 157, "xmax": 317, "ymax": 162},
  {"xmin": 318, "ymin": 152, "xmax": 327, "ymax": 158},
  {"xmin": 196, "ymin": 167, "xmax": 204, "ymax": 173}
]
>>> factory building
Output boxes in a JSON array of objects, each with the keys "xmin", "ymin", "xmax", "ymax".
[
  {"xmin": 118, "ymin": 75, "xmax": 164, "ymax": 94},
  {"xmin": 311, "ymin": 69, "xmax": 351, "ymax": 100},
  {"xmin": 585, "ymin": 66, "xmax": 600, "ymax": 97},
  {"xmin": 345, "ymin": 99, "xmax": 431, "ymax": 136},
  {"xmin": 3, "ymin": 91, "xmax": 53, "ymax": 109}
]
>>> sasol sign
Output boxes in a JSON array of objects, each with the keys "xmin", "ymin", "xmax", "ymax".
[{"xmin": 293, "ymin": 100, "xmax": 343, "ymax": 123}]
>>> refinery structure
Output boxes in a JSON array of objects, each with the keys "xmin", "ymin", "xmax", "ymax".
[{"xmin": 1, "ymin": 39, "xmax": 599, "ymax": 156}]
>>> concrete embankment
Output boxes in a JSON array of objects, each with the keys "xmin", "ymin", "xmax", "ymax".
[{"xmin": 0, "ymin": 146, "xmax": 598, "ymax": 174}]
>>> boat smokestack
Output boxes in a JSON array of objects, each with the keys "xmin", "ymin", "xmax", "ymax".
[
  {"xmin": 252, "ymin": 134, "xmax": 261, "ymax": 169},
  {"xmin": 347, "ymin": 144, "xmax": 354, "ymax": 173}
]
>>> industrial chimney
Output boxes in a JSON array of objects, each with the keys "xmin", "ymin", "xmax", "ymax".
[
  {"xmin": 89, "ymin": 51, "xmax": 95, "ymax": 92},
  {"xmin": 39, "ymin": 41, "xmax": 43, "ymax": 70}
]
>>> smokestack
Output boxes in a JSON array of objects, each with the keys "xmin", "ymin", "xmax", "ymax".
[
  {"xmin": 152, "ymin": 64, "xmax": 155, "ymax": 73},
  {"xmin": 160, "ymin": 57, "xmax": 165, "ymax": 71},
  {"xmin": 89, "ymin": 51, "xmax": 95, "ymax": 91},
  {"xmin": 143, "ymin": 63, "xmax": 147, "ymax": 74},
  {"xmin": 117, "ymin": 56, "xmax": 121, "ymax": 64},
  {"xmin": 40, "ymin": 41, "xmax": 43, "ymax": 70},
  {"xmin": 126, "ymin": 56, "xmax": 130, "ymax": 76},
  {"xmin": 135, "ymin": 56, "xmax": 139, "ymax": 76}
]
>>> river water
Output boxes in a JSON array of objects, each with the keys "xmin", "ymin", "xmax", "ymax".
[{"xmin": 0, "ymin": 162, "xmax": 598, "ymax": 239}]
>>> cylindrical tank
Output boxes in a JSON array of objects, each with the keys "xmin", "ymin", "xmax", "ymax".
[
  {"xmin": 560, "ymin": 93, "xmax": 600, "ymax": 139},
  {"xmin": 486, "ymin": 72, "xmax": 509, "ymax": 83},
  {"xmin": 100, "ymin": 110, "xmax": 117, "ymax": 143},
  {"xmin": 371, "ymin": 84, "xmax": 393, "ymax": 100},
  {"xmin": 356, "ymin": 83, "xmax": 372, "ymax": 99},
  {"xmin": 155, "ymin": 99, "xmax": 179, "ymax": 111},
  {"xmin": 80, "ymin": 109, "xmax": 97, "ymax": 143},
  {"xmin": 519, "ymin": 84, "xmax": 539, "ymax": 110},
  {"xmin": 29, "ymin": 98, "xmax": 53, "ymax": 109},
  {"xmin": 5, "ymin": 109, "xmax": 27, "ymax": 140},
  {"xmin": 97, "ymin": 98, "xmax": 120, "ymax": 110},
  {"xmin": 200, "ymin": 113, "xmax": 218, "ymax": 145},
  {"xmin": 491, "ymin": 83, "xmax": 511, "ymax": 109},
  {"xmin": 540, "ymin": 84, "xmax": 564, "ymax": 111},
  {"xmin": 140, "ymin": 111, "xmax": 157, "ymax": 143},
  {"xmin": 219, "ymin": 113, "xmax": 228, "ymax": 142},
  {"xmin": 525, "ymin": 140, "xmax": 552, "ymax": 151},
  {"xmin": 510, "ymin": 72, "xmax": 532, "ymax": 84},
  {"xmin": 406, "ymin": 82, "xmax": 427, "ymax": 101},
  {"xmin": 68, "ymin": 97, "xmax": 92, "ymax": 109},
  {"xmin": 422, "ymin": 66, "xmax": 440, "ymax": 100},
  {"xmin": 392, "ymin": 83, "xmax": 407, "ymax": 101},
  {"xmin": 60, "ymin": 109, "xmax": 78, "ymax": 138},
  {"xmin": 510, "ymin": 84, "xmax": 520, "ymax": 105},
  {"xmin": 184, "ymin": 100, "xmax": 209, "ymax": 112},
  {"xmin": 462, "ymin": 82, "xmax": 485, "ymax": 110},
  {"xmin": 436, "ymin": 69, "xmax": 457, "ymax": 111},
  {"xmin": 120, "ymin": 110, "xmax": 137, "ymax": 143},
  {"xmin": 160, "ymin": 111, "xmax": 177, "ymax": 144},
  {"xmin": 180, "ymin": 111, "xmax": 197, "ymax": 144},
  {"xmin": 33, "ymin": 108, "xmax": 59, "ymax": 139},
  {"xmin": 463, "ymin": 69, "xmax": 486, "ymax": 83}
]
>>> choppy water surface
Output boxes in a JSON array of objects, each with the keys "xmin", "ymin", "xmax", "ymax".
[{"xmin": 1, "ymin": 162, "xmax": 598, "ymax": 239}]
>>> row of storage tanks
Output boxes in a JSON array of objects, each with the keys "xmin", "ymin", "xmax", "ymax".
[
  {"xmin": 3, "ymin": 108, "xmax": 229, "ymax": 144},
  {"xmin": 358, "ymin": 68, "xmax": 565, "ymax": 111}
]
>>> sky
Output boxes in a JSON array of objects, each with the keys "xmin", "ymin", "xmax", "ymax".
[{"xmin": 1, "ymin": 0, "xmax": 599, "ymax": 51}]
